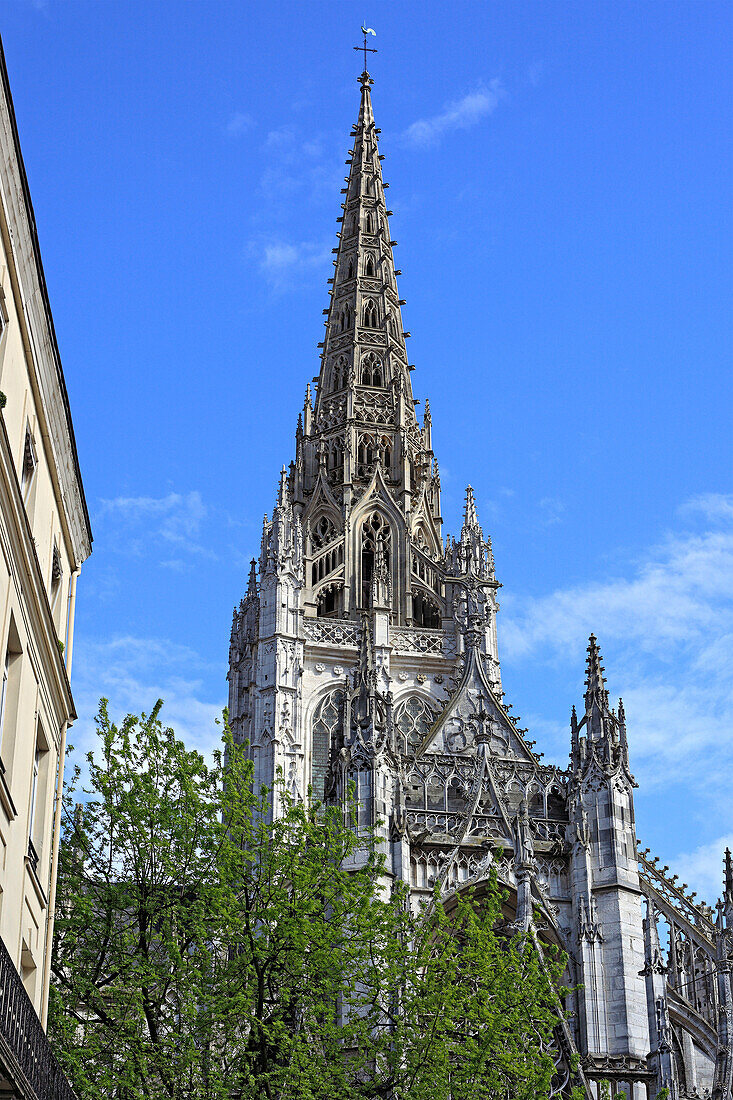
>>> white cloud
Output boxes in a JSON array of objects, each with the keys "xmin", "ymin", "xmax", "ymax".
[
  {"xmin": 502, "ymin": 518, "xmax": 733, "ymax": 663},
  {"xmin": 673, "ymin": 835, "xmax": 733, "ymax": 908},
  {"xmin": 70, "ymin": 635, "xmax": 225, "ymax": 768},
  {"xmin": 403, "ymin": 80, "xmax": 506, "ymax": 149},
  {"xmin": 256, "ymin": 238, "xmax": 330, "ymax": 290},
  {"xmin": 680, "ymin": 492, "xmax": 733, "ymax": 523},
  {"xmin": 257, "ymin": 128, "xmax": 341, "ymax": 208},
  {"xmin": 500, "ymin": 495, "xmax": 733, "ymax": 793},
  {"xmin": 226, "ymin": 111, "xmax": 253, "ymax": 136},
  {"xmin": 97, "ymin": 491, "xmax": 214, "ymax": 560},
  {"xmin": 538, "ymin": 496, "xmax": 566, "ymax": 527}
]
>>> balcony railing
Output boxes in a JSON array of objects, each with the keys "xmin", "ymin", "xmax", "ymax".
[{"xmin": 0, "ymin": 933, "xmax": 77, "ymax": 1100}]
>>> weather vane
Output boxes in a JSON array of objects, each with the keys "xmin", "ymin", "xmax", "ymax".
[{"xmin": 354, "ymin": 24, "xmax": 377, "ymax": 74}]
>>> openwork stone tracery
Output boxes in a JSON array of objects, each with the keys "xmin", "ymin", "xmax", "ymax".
[{"xmin": 228, "ymin": 69, "xmax": 733, "ymax": 1100}]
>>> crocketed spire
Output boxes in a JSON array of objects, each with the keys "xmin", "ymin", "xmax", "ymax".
[
  {"xmin": 583, "ymin": 634, "xmax": 611, "ymax": 740},
  {"xmin": 463, "ymin": 485, "xmax": 479, "ymax": 531},
  {"xmin": 312, "ymin": 70, "xmax": 415, "ymax": 432}
]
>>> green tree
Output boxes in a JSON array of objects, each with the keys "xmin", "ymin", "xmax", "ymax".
[{"xmin": 49, "ymin": 700, "xmax": 583, "ymax": 1100}]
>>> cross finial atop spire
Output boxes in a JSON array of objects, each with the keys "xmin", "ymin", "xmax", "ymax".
[{"xmin": 354, "ymin": 24, "xmax": 377, "ymax": 77}]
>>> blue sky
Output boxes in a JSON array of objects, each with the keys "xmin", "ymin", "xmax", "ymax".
[{"xmin": 3, "ymin": 1, "xmax": 732, "ymax": 903}]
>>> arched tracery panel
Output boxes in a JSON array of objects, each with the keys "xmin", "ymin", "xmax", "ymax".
[
  {"xmin": 310, "ymin": 515, "xmax": 337, "ymax": 550},
  {"xmin": 361, "ymin": 352, "xmax": 383, "ymax": 388},
  {"xmin": 360, "ymin": 511, "xmax": 391, "ymax": 607},
  {"xmin": 330, "ymin": 355, "xmax": 348, "ymax": 391},
  {"xmin": 395, "ymin": 695, "xmax": 436, "ymax": 754},
  {"xmin": 363, "ymin": 299, "xmax": 378, "ymax": 328},
  {"xmin": 311, "ymin": 689, "xmax": 344, "ymax": 802}
]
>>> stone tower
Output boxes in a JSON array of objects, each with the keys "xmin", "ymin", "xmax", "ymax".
[{"xmin": 228, "ymin": 68, "xmax": 733, "ymax": 1100}]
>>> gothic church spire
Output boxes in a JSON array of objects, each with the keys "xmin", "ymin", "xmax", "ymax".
[{"xmin": 312, "ymin": 71, "xmax": 415, "ymax": 431}]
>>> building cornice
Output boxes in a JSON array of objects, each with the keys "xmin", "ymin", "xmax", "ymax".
[{"xmin": 0, "ymin": 37, "xmax": 92, "ymax": 568}]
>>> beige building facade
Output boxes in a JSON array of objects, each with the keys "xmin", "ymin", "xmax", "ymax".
[{"xmin": 0, "ymin": 36, "xmax": 91, "ymax": 1095}]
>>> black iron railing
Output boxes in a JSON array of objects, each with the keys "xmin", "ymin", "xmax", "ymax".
[
  {"xmin": 0, "ymin": 933, "xmax": 77, "ymax": 1100},
  {"xmin": 27, "ymin": 837, "xmax": 39, "ymax": 876}
]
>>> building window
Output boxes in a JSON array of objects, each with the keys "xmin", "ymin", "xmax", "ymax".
[
  {"xmin": 311, "ymin": 690, "xmax": 344, "ymax": 803},
  {"xmin": 27, "ymin": 722, "xmax": 49, "ymax": 875},
  {"xmin": 331, "ymin": 355, "xmax": 348, "ymax": 391},
  {"xmin": 51, "ymin": 543, "xmax": 63, "ymax": 622},
  {"xmin": 361, "ymin": 512, "xmax": 390, "ymax": 607},
  {"xmin": 412, "ymin": 590, "xmax": 441, "ymax": 629},
  {"xmin": 364, "ymin": 254, "xmax": 376, "ymax": 277},
  {"xmin": 27, "ymin": 746, "xmax": 40, "ymax": 871},
  {"xmin": 361, "ymin": 352, "xmax": 383, "ymax": 387},
  {"xmin": 316, "ymin": 585, "xmax": 342, "ymax": 619},
  {"xmin": 0, "ymin": 652, "xmax": 8, "ymax": 750},
  {"xmin": 0, "ymin": 618, "xmax": 22, "ymax": 774},
  {"xmin": 21, "ymin": 427, "xmax": 37, "ymax": 500},
  {"xmin": 327, "ymin": 437, "xmax": 344, "ymax": 482},
  {"xmin": 363, "ymin": 300, "xmax": 378, "ymax": 328}
]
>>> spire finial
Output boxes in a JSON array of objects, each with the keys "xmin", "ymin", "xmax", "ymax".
[
  {"xmin": 724, "ymin": 847, "xmax": 733, "ymax": 913},
  {"xmin": 464, "ymin": 485, "xmax": 479, "ymax": 529},
  {"xmin": 354, "ymin": 25, "xmax": 377, "ymax": 77},
  {"xmin": 584, "ymin": 634, "xmax": 607, "ymax": 698}
]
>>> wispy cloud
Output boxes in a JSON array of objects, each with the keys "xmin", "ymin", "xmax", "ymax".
[
  {"xmin": 502, "ymin": 496, "xmax": 733, "ymax": 661},
  {"xmin": 71, "ymin": 635, "xmax": 225, "ymax": 769},
  {"xmin": 501, "ymin": 493, "xmax": 733, "ymax": 794},
  {"xmin": 96, "ymin": 491, "xmax": 215, "ymax": 564},
  {"xmin": 538, "ymin": 496, "xmax": 566, "ymax": 527},
  {"xmin": 673, "ymin": 835, "xmax": 733, "ymax": 907},
  {"xmin": 257, "ymin": 127, "xmax": 341, "ymax": 208},
  {"xmin": 402, "ymin": 80, "xmax": 506, "ymax": 149},
  {"xmin": 253, "ymin": 238, "xmax": 330, "ymax": 291},
  {"xmin": 226, "ymin": 111, "xmax": 253, "ymax": 136}
]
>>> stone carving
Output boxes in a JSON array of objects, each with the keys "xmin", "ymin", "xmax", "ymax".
[{"xmin": 303, "ymin": 618, "xmax": 360, "ymax": 648}]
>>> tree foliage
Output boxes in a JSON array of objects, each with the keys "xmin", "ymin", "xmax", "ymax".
[{"xmin": 50, "ymin": 700, "xmax": 581, "ymax": 1100}]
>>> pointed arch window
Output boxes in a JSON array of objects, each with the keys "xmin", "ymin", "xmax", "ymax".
[
  {"xmin": 346, "ymin": 257, "xmax": 354, "ymax": 280},
  {"xmin": 327, "ymin": 437, "xmax": 344, "ymax": 483},
  {"xmin": 364, "ymin": 254, "xmax": 376, "ymax": 278},
  {"xmin": 331, "ymin": 355, "xmax": 348, "ymax": 391},
  {"xmin": 363, "ymin": 300, "xmax": 378, "ymax": 328},
  {"xmin": 361, "ymin": 352, "xmax": 383, "ymax": 388},
  {"xmin": 379, "ymin": 434, "xmax": 392, "ymax": 471},
  {"xmin": 361, "ymin": 512, "xmax": 391, "ymax": 607},
  {"xmin": 357, "ymin": 432, "xmax": 391, "ymax": 477},
  {"xmin": 311, "ymin": 689, "xmax": 344, "ymax": 802},
  {"xmin": 357, "ymin": 433, "xmax": 376, "ymax": 477},
  {"xmin": 364, "ymin": 212, "xmax": 374, "ymax": 234},
  {"xmin": 339, "ymin": 303, "xmax": 352, "ymax": 333}
]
